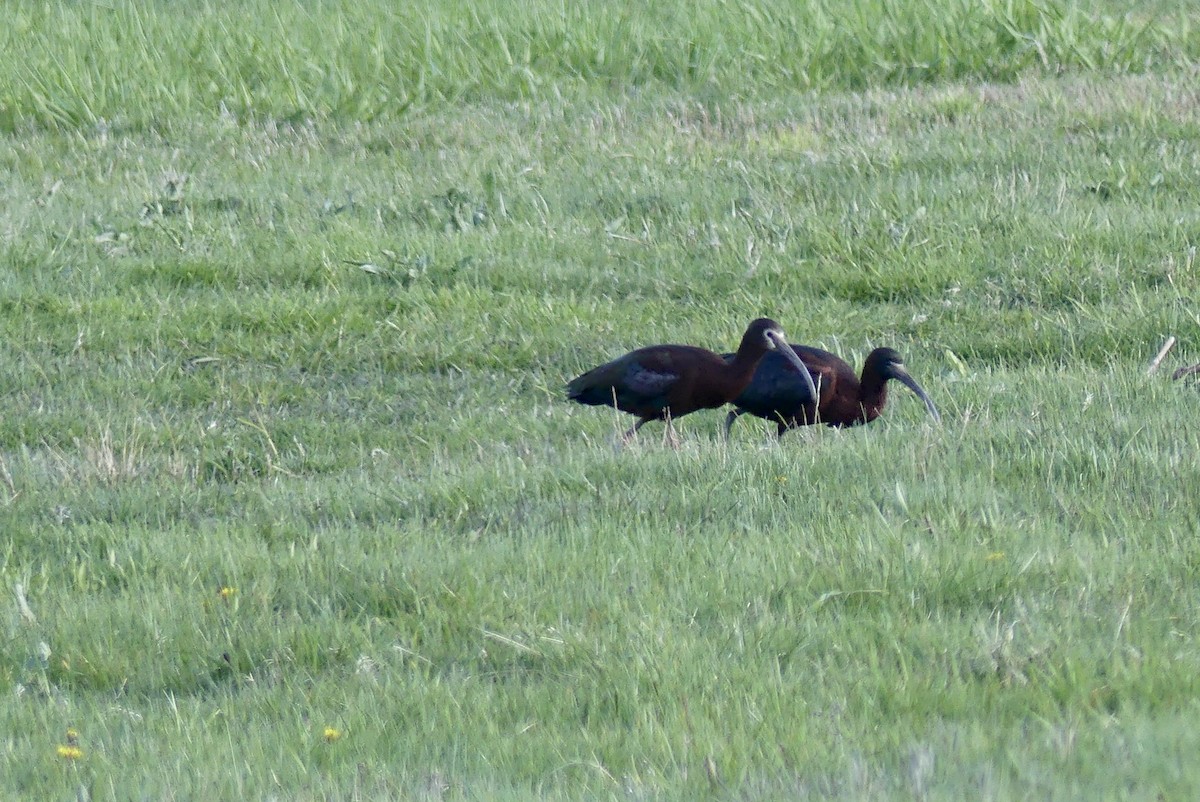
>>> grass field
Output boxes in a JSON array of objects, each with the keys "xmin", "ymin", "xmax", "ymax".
[{"xmin": 3, "ymin": 0, "xmax": 1200, "ymax": 799}]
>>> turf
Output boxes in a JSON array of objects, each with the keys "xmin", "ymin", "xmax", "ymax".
[{"xmin": 2, "ymin": 1, "xmax": 1200, "ymax": 799}]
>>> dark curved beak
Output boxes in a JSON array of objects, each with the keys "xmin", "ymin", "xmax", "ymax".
[
  {"xmin": 767, "ymin": 331, "xmax": 818, "ymax": 401},
  {"xmin": 891, "ymin": 366, "xmax": 941, "ymax": 423}
]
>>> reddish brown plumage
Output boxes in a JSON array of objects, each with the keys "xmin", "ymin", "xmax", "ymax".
[
  {"xmin": 725, "ymin": 346, "xmax": 940, "ymax": 437},
  {"xmin": 567, "ymin": 317, "xmax": 816, "ymax": 443}
]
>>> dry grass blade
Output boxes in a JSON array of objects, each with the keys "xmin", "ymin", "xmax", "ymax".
[{"xmin": 1147, "ymin": 335, "xmax": 1176, "ymax": 375}]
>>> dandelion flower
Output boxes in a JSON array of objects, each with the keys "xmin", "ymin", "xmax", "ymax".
[
  {"xmin": 65, "ymin": 728, "xmax": 79, "ymax": 745},
  {"xmin": 56, "ymin": 745, "xmax": 83, "ymax": 760},
  {"xmin": 323, "ymin": 727, "xmax": 342, "ymax": 742},
  {"xmin": 218, "ymin": 587, "xmax": 237, "ymax": 600}
]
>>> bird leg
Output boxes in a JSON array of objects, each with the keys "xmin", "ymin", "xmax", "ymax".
[
  {"xmin": 620, "ymin": 417, "xmax": 680, "ymax": 448},
  {"xmin": 723, "ymin": 409, "xmax": 742, "ymax": 441},
  {"xmin": 621, "ymin": 418, "xmax": 649, "ymax": 444}
]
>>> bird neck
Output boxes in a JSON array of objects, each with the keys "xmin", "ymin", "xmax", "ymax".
[
  {"xmin": 859, "ymin": 376, "xmax": 888, "ymax": 421},
  {"xmin": 727, "ymin": 338, "xmax": 768, "ymax": 382}
]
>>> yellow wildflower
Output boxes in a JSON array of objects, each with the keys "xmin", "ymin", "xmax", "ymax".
[
  {"xmin": 323, "ymin": 727, "xmax": 342, "ymax": 742},
  {"xmin": 56, "ymin": 745, "xmax": 83, "ymax": 760},
  {"xmin": 218, "ymin": 587, "xmax": 237, "ymax": 600},
  {"xmin": 986, "ymin": 551, "xmax": 1006, "ymax": 562}
]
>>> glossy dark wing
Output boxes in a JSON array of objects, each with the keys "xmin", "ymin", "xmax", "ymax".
[
  {"xmin": 726, "ymin": 346, "xmax": 835, "ymax": 420},
  {"xmin": 621, "ymin": 361, "xmax": 679, "ymax": 397},
  {"xmin": 567, "ymin": 348, "xmax": 682, "ymax": 415}
]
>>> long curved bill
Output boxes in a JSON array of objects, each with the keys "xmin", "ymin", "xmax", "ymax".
[
  {"xmin": 766, "ymin": 331, "xmax": 818, "ymax": 401},
  {"xmin": 893, "ymin": 367, "xmax": 941, "ymax": 423}
]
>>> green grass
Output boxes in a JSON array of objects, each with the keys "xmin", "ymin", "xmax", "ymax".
[
  {"xmin": 2, "ymin": 0, "xmax": 1200, "ymax": 132},
  {"xmin": 3, "ymin": 1, "xmax": 1200, "ymax": 799}
]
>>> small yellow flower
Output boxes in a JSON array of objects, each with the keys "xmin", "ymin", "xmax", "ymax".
[
  {"xmin": 323, "ymin": 727, "xmax": 342, "ymax": 742},
  {"xmin": 218, "ymin": 587, "xmax": 237, "ymax": 600},
  {"xmin": 56, "ymin": 745, "xmax": 83, "ymax": 760},
  {"xmin": 986, "ymin": 551, "xmax": 1006, "ymax": 562},
  {"xmin": 65, "ymin": 728, "xmax": 79, "ymax": 745}
]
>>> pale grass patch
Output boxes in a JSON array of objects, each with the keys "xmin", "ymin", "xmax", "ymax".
[
  {"xmin": 78, "ymin": 428, "xmax": 143, "ymax": 484},
  {"xmin": 0, "ymin": 453, "xmax": 16, "ymax": 504},
  {"xmin": 30, "ymin": 426, "xmax": 191, "ymax": 486}
]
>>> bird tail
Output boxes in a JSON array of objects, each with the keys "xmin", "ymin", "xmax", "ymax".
[{"xmin": 566, "ymin": 376, "xmax": 613, "ymax": 406}]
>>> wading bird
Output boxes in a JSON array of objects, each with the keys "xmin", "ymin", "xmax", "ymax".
[
  {"xmin": 567, "ymin": 318, "xmax": 817, "ymax": 445},
  {"xmin": 724, "ymin": 346, "xmax": 940, "ymax": 437}
]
